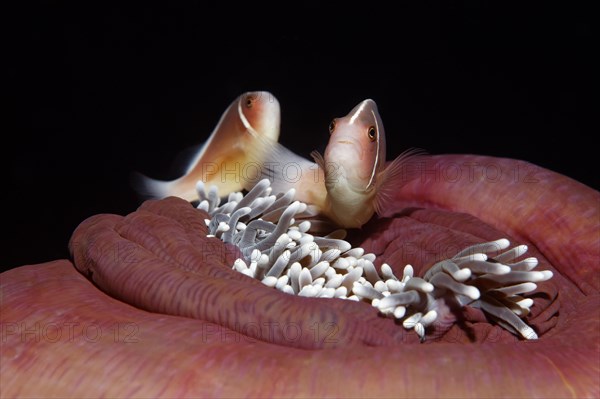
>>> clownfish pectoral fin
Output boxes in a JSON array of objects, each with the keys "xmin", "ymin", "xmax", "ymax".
[
  {"xmin": 241, "ymin": 131, "xmax": 320, "ymax": 199},
  {"xmin": 373, "ymin": 148, "xmax": 428, "ymax": 216},
  {"xmin": 310, "ymin": 150, "xmax": 326, "ymax": 171}
]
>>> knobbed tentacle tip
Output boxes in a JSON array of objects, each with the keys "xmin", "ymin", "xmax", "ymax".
[{"xmin": 197, "ymin": 179, "xmax": 554, "ymax": 341}]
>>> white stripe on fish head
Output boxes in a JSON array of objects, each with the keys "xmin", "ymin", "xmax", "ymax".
[
  {"xmin": 324, "ymin": 99, "xmax": 386, "ymax": 192},
  {"xmin": 237, "ymin": 91, "xmax": 281, "ymax": 141}
]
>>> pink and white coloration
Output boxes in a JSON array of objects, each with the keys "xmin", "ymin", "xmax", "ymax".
[
  {"xmin": 134, "ymin": 91, "xmax": 281, "ymax": 201},
  {"xmin": 243, "ymin": 98, "xmax": 423, "ymax": 228}
]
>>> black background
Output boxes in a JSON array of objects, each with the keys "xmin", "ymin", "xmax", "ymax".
[{"xmin": 6, "ymin": 3, "xmax": 594, "ymax": 272}]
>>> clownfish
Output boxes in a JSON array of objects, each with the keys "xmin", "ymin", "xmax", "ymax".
[
  {"xmin": 133, "ymin": 91, "xmax": 281, "ymax": 201},
  {"xmin": 242, "ymin": 99, "xmax": 423, "ymax": 228}
]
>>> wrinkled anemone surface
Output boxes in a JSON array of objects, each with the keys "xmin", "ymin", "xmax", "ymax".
[
  {"xmin": 1, "ymin": 155, "xmax": 599, "ymax": 398},
  {"xmin": 198, "ymin": 178, "xmax": 553, "ymax": 342}
]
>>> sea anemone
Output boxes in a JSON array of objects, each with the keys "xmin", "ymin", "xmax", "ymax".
[
  {"xmin": 1, "ymin": 154, "xmax": 598, "ymax": 397},
  {"xmin": 199, "ymin": 178, "xmax": 552, "ymax": 341}
]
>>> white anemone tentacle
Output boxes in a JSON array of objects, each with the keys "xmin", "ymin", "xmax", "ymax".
[{"xmin": 197, "ymin": 179, "xmax": 553, "ymax": 341}]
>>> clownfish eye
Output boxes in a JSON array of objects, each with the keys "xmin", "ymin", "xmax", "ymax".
[
  {"xmin": 329, "ymin": 119, "xmax": 336, "ymax": 134},
  {"xmin": 367, "ymin": 126, "xmax": 376, "ymax": 141},
  {"xmin": 245, "ymin": 95, "xmax": 256, "ymax": 108}
]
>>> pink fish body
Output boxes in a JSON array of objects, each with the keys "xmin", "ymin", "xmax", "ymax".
[
  {"xmin": 246, "ymin": 99, "xmax": 422, "ymax": 228},
  {"xmin": 134, "ymin": 91, "xmax": 281, "ymax": 201}
]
